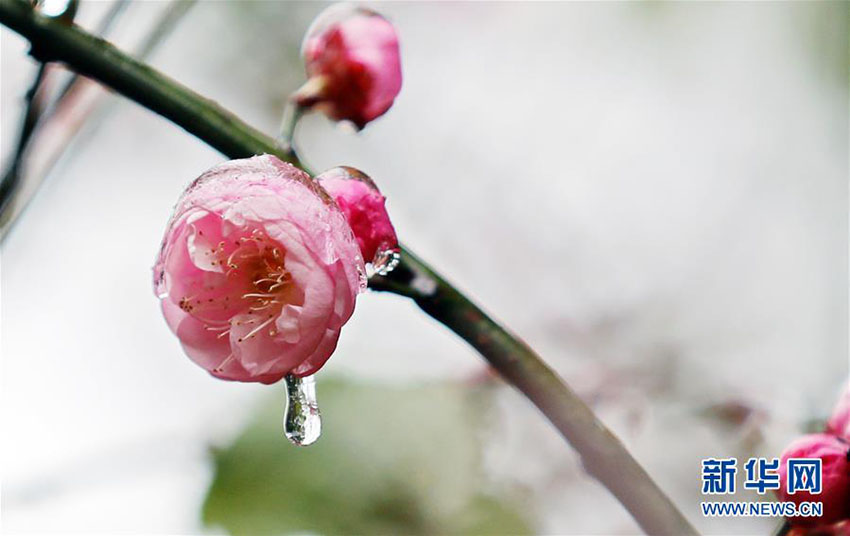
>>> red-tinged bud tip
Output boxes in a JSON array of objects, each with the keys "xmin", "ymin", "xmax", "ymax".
[{"xmin": 316, "ymin": 166, "xmax": 398, "ymax": 266}]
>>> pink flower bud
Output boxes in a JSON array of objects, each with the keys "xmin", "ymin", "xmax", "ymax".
[
  {"xmin": 298, "ymin": 5, "xmax": 402, "ymax": 129},
  {"xmin": 315, "ymin": 166, "xmax": 398, "ymax": 266},
  {"xmin": 777, "ymin": 433, "xmax": 850, "ymax": 527},
  {"xmin": 827, "ymin": 383, "xmax": 850, "ymax": 440},
  {"xmin": 153, "ymin": 155, "xmax": 366, "ymax": 384}
]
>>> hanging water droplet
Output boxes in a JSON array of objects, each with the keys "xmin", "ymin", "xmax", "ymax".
[
  {"xmin": 355, "ymin": 261, "xmax": 368, "ymax": 293},
  {"xmin": 283, "ymin": 374, "xmax": 321, "ymax": 446},
  {"xmin": 371, "ymin": 243, "xmax": 401, "ymax": 276}
]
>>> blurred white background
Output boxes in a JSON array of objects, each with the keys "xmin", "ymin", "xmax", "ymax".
[{"xmin": 1, "ymin": 1, "xmax": 847, "ymax": 534}]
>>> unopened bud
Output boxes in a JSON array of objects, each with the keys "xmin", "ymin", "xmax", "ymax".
[{"xmin": 298, "ymin": 5, "xmax": 402, "ymax": 129}]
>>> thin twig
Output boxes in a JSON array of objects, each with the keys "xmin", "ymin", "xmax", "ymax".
[
  {"xmin": 0, "ymin": 0, "xmax": 297, "ymax": 167},
  {"xmin": 276, "ymin": 99, "xmax": 303, "ymax": 159},
  {"xmin": 0, "ymin": 2, "xmax": 697, "ymax": 533},
  {"xmin": 134, "ymin": 0, "xmax": 194, "ymax": 59},
  {"xmin": 0, "ymin": 62, "xmax": 48, "ymax": 217},
  {"xmin": 0, "ymin": 0, "xmax": 194, "ymax": 238},
  {"xmin": 0, "ymin": 0, "xmax": 77, "ymax": 221},
  {"xmin": 0, "ymin": 0, "xmax": 120, "ymax": 229}
]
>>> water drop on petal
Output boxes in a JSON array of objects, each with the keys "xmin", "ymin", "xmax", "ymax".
[
  {"xmin": 355, "ymin": 261, "xmax": 368, "ymax": 293},
  {"xmin": 371, "ymin": 242, "xmax": 401, "ymax": 276},
  {"xmin": 283, "ymin": 374, "xmax": 321, "ymax": 446},
  {"xmin": 154, "ymin": 268, "xmax": 169, "ymax": 298}
]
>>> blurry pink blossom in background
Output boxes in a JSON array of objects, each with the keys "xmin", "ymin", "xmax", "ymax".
[
  {"xmin": 777, "ymin": 433, "xmax": 850, "ymax": 528},
  {"xmin": 298, "ymin": 4, "xmax": 402, "ymax": 129},
  {"xmin": 153, "ymin": 155, "xmax": 365, "ymax": 384},
  {"xmin": 316, "ymin": 166, "xmax": 397, "ymax": 263}
]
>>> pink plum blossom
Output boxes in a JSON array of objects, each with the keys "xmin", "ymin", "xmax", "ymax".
[
  {"xmin": 777, "ymin": 433, "xmax": 850, "ymax": 527},
  {"xmin": 827, "ymin": 383, "xmax": 850, "ymax": 440},
  {"xmin": 153, "ymin": 155, "xmax": 365, "ymax": 384},
  {"xmin": 297, "ymin": 4, "xmax": 402, "ymax": 129},
  {"xmin": 315, "ymin": 166, "xmax": 398, "ymax": 263}
]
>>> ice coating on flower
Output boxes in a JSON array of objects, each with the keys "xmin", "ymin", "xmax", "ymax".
[
  {"xmin": 315, "ymin": 166, "xmax": 398, "ymax": 263},
  {"xmin": 827, "ymin": 383, "xmax": 850, "ymax": 440},
  {"xmin": 777, "ymin": 433, "xmax": 850, "ymax": 527},
  {"xmin": 153, "ymin": 155, "xmax": 366, "ymax": 384},
  {"xmin": 299, "ymin": 4, "xmax": 402, "ymax": 129}
]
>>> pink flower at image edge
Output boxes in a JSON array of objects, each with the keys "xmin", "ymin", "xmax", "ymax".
[
  {"xmin": 153, "ymin": 155, "xmax": 365, "ymax": 384},
  {"xmin": 777, "ymin": 433, "xmax": 850, "ymax": 528}
]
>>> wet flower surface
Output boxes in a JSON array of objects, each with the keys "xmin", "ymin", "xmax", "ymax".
[
  {"xmin": 315, "ymin": 166, "xmax": 398, "ymax": 264},
  {"xmin": 298, "ymin": 4, "xmax": 402, "ymax": 128},
  {"xmin": 154, "ymin": 155, "xmax": 365, "ymax": 383}
]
